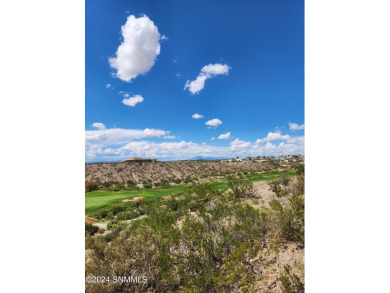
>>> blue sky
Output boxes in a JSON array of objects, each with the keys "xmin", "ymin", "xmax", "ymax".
[{"xmin": 86, "ymin": 0, "xmax": 304, "ymax": 162}]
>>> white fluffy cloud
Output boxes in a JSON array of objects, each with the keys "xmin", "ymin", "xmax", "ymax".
[
  {"xmin": 289, "ymin": 122, "xmax": 305, "ymax": 131},
  {"xmin": 218, "ymin": 132, "xmax": 231, "ymax": 139},
  {"xmin": 85, "ymin": 124, "xmax": 304, "ymax": 162},
  {"xmin": 106, "ymin": 84, "xmax": 113, "ymax": 89},
  {"xmin": 109, "ymin": 15, "xmax": 161, "ymax": 82},
  {"xmin": 122, "ymin": 95, "xmax": 144, "ymax": 107},
  {"xmin": 230, "ymin": 138, "xmax": 252, "ymax": 151},
  {"xmin": 184, "ymin": 63, "xmax": 231, "ymax": 94},
  {"xmin": 92, "ymin": 122, "xmax": 106, "ymax": 130},
  {"xmin": 192, "ymin": 113, "xmax": 204, "ymax": 119},
  {"xmin": 85, "ymin": 127, "xmax": 167, "ymax": 146},
  {"xmin": 256, "ymin": 131, "xmax": 291, "ymax": 143},
  {"xmin": 86, "ymin": 136, "xmax": 304, "ymax": 162},
  {"xmin": 205, "ymin": 118, "xmax": 222, "ymax": 128},
  {"xmin": 286, "ymin": 136, "xmax": 304, "ymax": 144}
]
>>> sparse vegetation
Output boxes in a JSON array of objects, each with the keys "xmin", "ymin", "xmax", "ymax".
[
  {"xmin": 85, "ymin": 159, "xmax": 304, "ymax": 292},
  {"xmin": 86, "ymin": 162, "xmax": 305, "ymax": 292}
]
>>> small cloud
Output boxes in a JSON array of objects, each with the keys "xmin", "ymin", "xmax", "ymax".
[
  {"xmin": 163, "ymin": 135, "xmax": 176, "ymax": 139},
  {"xmin": 176, "ymin": 73, "xmax": 183, "ymax": 78},
  {"xmin": 192, "ymin": 113, "xmax": 204, "ymax": 119},
  {"xmin": 122, "ymin": 95, "xmax": 144, "ymax": 107},
  {"xmin": 106, "ymin": 84, "xmax": 113, "ymax": 89},
  {"xmin": 173, "ymin": 59, "xmax": 178, "ymax": 64},
  {"xmin": 211, "ymin": 137, "xmax": 215, "ymax": 141},
  {"xmin": 92, "ymin": 122, "xmax": 106, "ymax": 130},
  {"xmin": 118, "ymin": 91, "xmax": 131, "ymax": 98},
  {"xmin": 205, "ymin": 118, "xmax": 222, "ymax": 128},
  {"xmin": 161, "ymin": 35, "xmax": 168, "ymax": 40},
  {"xmin": 256, "ymin": 131, "xmax": 291, "ymax": 143},
  {"xmin": 202, "ymin": 142, "xmax": 206, "ymax": 146},
  {"xmin": 184, "ymin": 63, "xmax": 231, "ymax": 94},
  {"xmin": 218, "ymin": 132, "xmax": 231, "ymax": 139},
  {"xmin": 289, "ymin": 122, "xmax": 305, "ymax": 131}
]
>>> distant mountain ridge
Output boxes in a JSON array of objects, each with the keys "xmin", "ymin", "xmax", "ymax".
[{"xmin": 186, "ymin": 156, "xmax": 228, "ymax": 161}]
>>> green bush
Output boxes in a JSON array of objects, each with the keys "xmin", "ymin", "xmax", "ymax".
[
  {"xmin": 126, "ymin": 179, "xmax": 137, "ymax": 187},
  {"xmin": 85, "ymin": 223, "xmax": 99, "ymax": 236},
  {"xmin": 280, "ymin": 264, "xmax": 304, "ymax": 293},
  {"xmin": 111, "ymin": 205, "xmax": 124, "ymax": 215},
  {"xmin": 117, "ymin": 211, "xmax": 139, "ymax": 221},
  {"xmin": 99, "ymin": 209, "xmax": 107, "ymax": 218},
  {"xmin": 270, "ymin": 194, "xmax": 304, "ymax": 243},
  {"xmin": 102, "ymin": 232, "xmax": 115, "ymax": 242},
  {"xmin": 227, "ymin": 178, "xmax": 254, "ymax": 199}
]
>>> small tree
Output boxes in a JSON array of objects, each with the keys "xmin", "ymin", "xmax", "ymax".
[{"xmin": 85, "ymin": 180, "xmax": 98, "ymax": 192}]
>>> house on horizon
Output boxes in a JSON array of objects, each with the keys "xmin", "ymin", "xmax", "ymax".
[{"xmin": 124, "ymin": 157, "xmax": 157, "ymax": 163}]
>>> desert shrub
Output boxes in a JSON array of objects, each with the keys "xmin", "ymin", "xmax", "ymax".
[
  {"xmin": 115, "ymin": 183, "xmax": 125, "ymax": 190},
  {"xmin": 269, "ymin": 194, "xmax": 304, "ymax": 243},
  {"xmin": 166, "ymin": 199, "xmax": 179, "ymax": 211},
  {"xmin": 86, "ymin": 226, "xmax": 167, "ymax": 292},
  {"xmin": 174, "ymin": 178, "xmax": 182, "ymax": 184},
  {"xmin": 85, "ymin": 180, "xmax": 98, "ymax": 192},
  {"xmin": 227, "ymin": 178, "xmax": 255, "ymax": 199},
  {"xmin": 111, "ymin": 205, "xmax": 124, "ymax": 215},
  {"xmin": 279, "ymin": 174, "xmax": 291, "ymax": 186},
  {"xmin": 98, "ymin": 228, "xmax": 105, "ymax": 234},
  {"xmin": 102, "ymin": 232, "xmax": 115, "ymax": 242},
  {"xmin": 190, "ymin": 182, "xmax": 220, "ymax": 198},
  {"xmin": 280, "ymin": 264, "xmax": 304, "ymax": 293},
  {"xmin": 269, "ymin": 180, "xmax": 288, "ymax": 197},
  {"xmin": 117, "ymin": 210, "xmax": 139, "ymax": 221},
  {"xmin": 101, "ymin": 181, "xmax": 112, "ymax": 187},
  {"xmin": 153, "ymin": 182, "xmax": 161, "ymax": 187},
  {"xmin": 106, "ymin": 219, "xmax": 117, "ymax": 230},
  {"xmin": 85, "ymin": 223, "xmax": 99, "ymax": 236},
  {"xmin": 126, "ymin": 179, "xmax": 137, "ymax": 187},
  {"xmin": 99, "ymin": 209, "xmax": 107, "ymax": 218},
  {"xmin": 160, "ymin": 179, "xmax": 170, "ymax": 188},
  {"xmin": 138, "ymin": 208, "xmax": 147, "ymax": 215},
  {"xmin": 295, "ymin": 164, "xmax": 304, "ymax": 176}
]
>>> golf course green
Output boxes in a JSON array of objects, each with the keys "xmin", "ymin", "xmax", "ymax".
[{"xmin": 85, "ymin": 170, "xmax": 296, "ymax": 217}]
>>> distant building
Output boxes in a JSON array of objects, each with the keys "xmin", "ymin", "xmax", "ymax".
[{"xmin": 124, "ymin": 157, "xmax": 157, "ymax": 163}]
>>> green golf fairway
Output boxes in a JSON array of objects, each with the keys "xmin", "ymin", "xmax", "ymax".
[{"xmin": 85, "ymin": 170, "xmax": 296, "ymax": 217}]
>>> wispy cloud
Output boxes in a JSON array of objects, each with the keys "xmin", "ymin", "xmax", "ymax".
[
  {"xmin": 86, "ymin": 127, "xmax": 168, "ymax": 146},
  {"xmin": 184, "ymin": 63, "xmax": 231, "ymax": 94}
]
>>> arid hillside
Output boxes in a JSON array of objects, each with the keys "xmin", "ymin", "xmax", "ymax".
[{"xmin": 85, "ymin": 160, "xmax": 300, "ymax": 185}]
